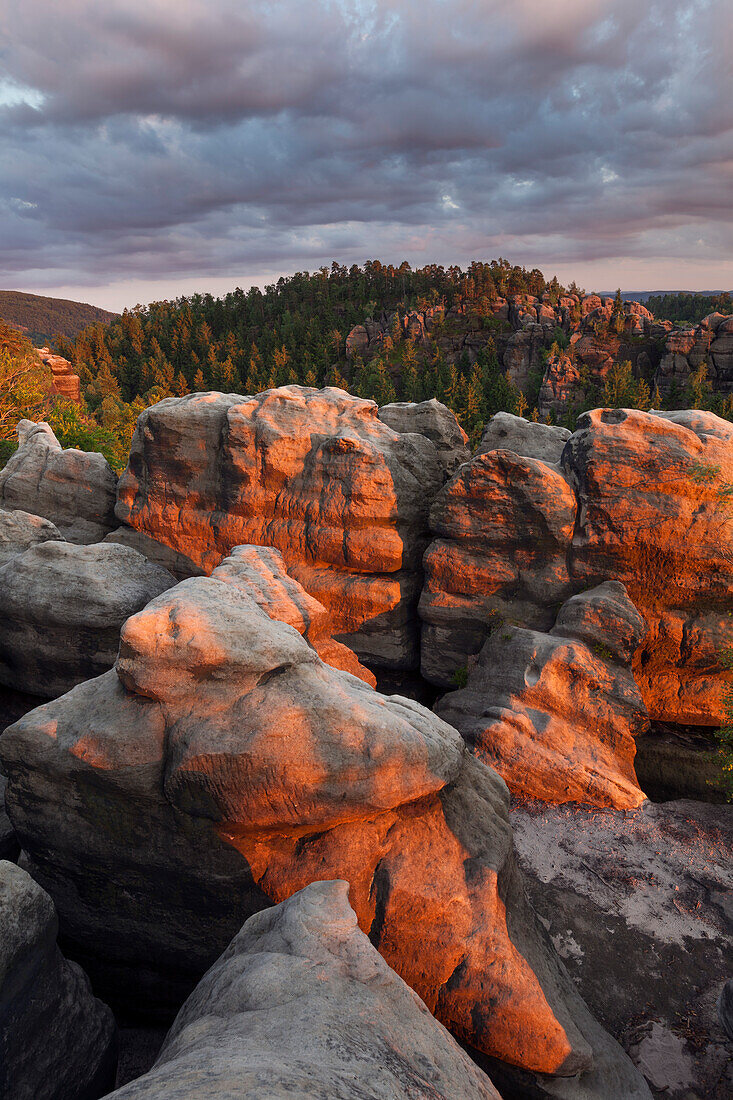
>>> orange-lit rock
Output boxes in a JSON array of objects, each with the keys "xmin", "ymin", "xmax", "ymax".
[
  {"xmin": 422, "ymin": 407, "xmax": 733, "ymax": 725},
  {"xmin": 0, "ymin": 420, "xmax": 117, "ymax": 544},
  {"xmin": 116, "ymin": 387, "xmax": 446, "ymax": 669},
  {"xmin": 420, "ymin": 446, "xmax": 577, "ymax": 686},
  {"xmin": 0, "ymin": 574, "xmax": 649, "ymax": 1095},
  {"xmin": 37, "ymin": 347, "xmax": 82, "ymax": 403},
  {"xmin": 210, "ymin": 544, "xmax": 375, "ymax": 685},
  {"xmin": 437, "ymin": 582, "xmax": 648, "ymax": 809}
]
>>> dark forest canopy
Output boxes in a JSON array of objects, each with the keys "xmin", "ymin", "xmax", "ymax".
[
  {"xmin": 0, "ymin": 290, "xmax": 118, "ymax": 344},
  {"xmin": 645, "ymin": 290, "xmax": 732, "ymax": 324}
]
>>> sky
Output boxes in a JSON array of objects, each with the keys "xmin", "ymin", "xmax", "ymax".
[{"xmin": 1, "ymin": 0, "xmax": 731, "ymax": 312}]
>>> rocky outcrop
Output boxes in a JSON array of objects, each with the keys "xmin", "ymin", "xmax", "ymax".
[
  {"xmin": 0, "ymin": 573, "xmax": 650, "ymax": 1095},
  {"xmin": 102, "ymin": 526, "xmax": 205, "ymax": 580},
  {"xmin": 437, "ymin": 582, "xmax": 648, "ymax": 809},
  {"xmin": 476, "ymin": 411, "xmax": 571, "ymax": 464},
  {"xmin": 420, "ymin": 448, "xmax": 578, "ymax": 686},
  {"xmin": 116, "ymin": 386, "xmax": 446, "ymax": 669},
  {"xmin": 503, "ymin": 323, "xmax": 545, "ymax": 390},
  {"xmin": 0, "ymin": 420, "xmax": 117, "ymax": 543},
  {"xmin": 0, "ymin": 505, "xmax": 64, "ymax": 567},
  {"xmin": 210, "ymin": 544, "xmax": 375, "ymax": 684},
  {"xmin": 0, "ymin": 778, "xmax": 18, "ymax": 862},
  {"xmin": 378, "ymin": 398, "xmax": 470, "ymax": 477},
  {"xmin": 108, "ymin": 881, "xmax": 502, "ymax": 1100},
  {"xmin": 0, "ymin": 541, "xmax": 175, "ymax": 697},
  {"xmin": 37, "ymin": 348, "xmax": 82, "ymax": 403},
  {"xmin": 654, "ymin": 314, "xmax": 733, "ymax": 399},
  {"xmin": 0, "ymin": 860, "xmax": 116, "ymax": 1100},
  {"xmin": 422, "ymin": 408, "xmax": 733, "ymax": 726},
  {"xmin": 512, "ymin": 799, "xmax": 733, "ymax": 1100}
]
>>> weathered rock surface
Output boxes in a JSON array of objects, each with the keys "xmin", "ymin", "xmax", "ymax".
[
  {"xmin": 0, "ymin": 777, "xmax": 18, "ymax": 862},
  {"xmin": 0, "ymin": 541, "xmax": 175, "ymax": 697},
  {"xmin": 512, "ymin": 799, "xmax": 733, "ymax": 1100},
  {"xmin": 420, "ymin": 448, "xmax": 578, "ymax": 685},
  {"xmin": 437, "ymin": 582, "xmax": 649, "ymax": 809},
  {"xmin": 0, "ymin": 420, "xmax": 117, "ymax": 543},
  {"xmin": 108, "ymin": 880, "xmax": 502, "ymax": 1100},
  {"xmin": 0, "ymin": 505, "xmax": 64, "ymax": 567},
  {"xmin": 422, "ymin": 407, "xmax": 733, "ymax": 726},
  {"xmin": 116, "ymin": 387, "xmax": 447, "ymax": 668},
  {"xmin": 476, "ymin": 412, "xmax": 571, "ymax": 465},
  {"xmin": 210, "ymin": 544, "xmax": 375, "ymax": 684},
  {"xmin": 37, "ymin": 347, "xmax": 82, "ymax": 404},
  {"xmin": 0, "ymin": 860, "xmax": 116, "ymax": 1100},
  {"xmin": 103, "ymin": 526, "xmax": 204, "ymax": 580},
  {"xmin": 0, "ymin": 573, "xmax": 649, "ymax": 1095},
  {"xmin": 378, "ymin": 398, "xmax": 470, "ymax": 477}
]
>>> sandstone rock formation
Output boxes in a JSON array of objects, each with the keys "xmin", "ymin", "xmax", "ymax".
[
  {"xmin": 0, "ymin": 505, "xmax": 64, "ymax": 567},
  {"xmin": 0, "ymin": 420, "xmax": 117, "ymax": 543},
  {"xmin": 210, "ymin": 544, "xmax": 375, "ymax": 684},
  {"xmin": 37, "ymin": 347, "xmax": 82, "ymax": 403},
  {"xmin": 420, "ymin": 447, "xmax": 578, "ymax": 686},
  {"xmin": 437, "ymin": 582, "xmax": 648, "ymax": 809},
  {"xmin": 116, "ymin": 386, "xmax": 446, "ymax": 668},
  {"xmin": 103, "ymin": 526, "xmax": 205, "ymax": 580},
  {"xmin": 475, "ymin": 411, "xmax": 571, "ymax": 464},
  {"xmin": 378, "ymin": 398, "xmax": 470, "ymax": 477},
  {"xmin": 422, "ymin": 407, "xmax": 733, "ymax": 726},
  {"xmin": 108, "ymin": 881, "xmax": 502, "ymax": 1100},
  {"xmin": 0, "ymin": 541, "xmax": 174, "ymax": 697},
  {"xmin": 0, "ymin": 778, "xmax": 17, "ymax": 862},
  {"xmin": 0, "ymin": 860, "xmax": 117, "ymax": 1100},
  {"xmin": 0, "ymin": 573, "xmax": 649, "ymax": 1096},
  {"xmin": 512, "ymin": 799, "xmax": 733, "ymax": 1100}
]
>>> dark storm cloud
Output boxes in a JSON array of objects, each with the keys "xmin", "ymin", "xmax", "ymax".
[{"xmin": 0, "ymin": 0, "xmax": 731, "ymax": 297}]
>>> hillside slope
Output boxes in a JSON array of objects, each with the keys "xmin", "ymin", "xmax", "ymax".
[{"xmin": 0, "ymin": 290, "xmax": 118, "ymax": 343}]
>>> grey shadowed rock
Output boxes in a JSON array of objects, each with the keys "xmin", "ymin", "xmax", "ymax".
[
  {"xmin": 476, "ymin": 411, "xmax": 571, "ymax": 464},
  {"xmin": 103, "ymin": 526, "xmax": 205, "ymax": 581},
  {"xmin": 0, "ymin": 572, "xmax": 651, "ymax": 1097},
  {"xmin": 0, "ymin": 506, "xmax": 64, "ymax": 567},
  {"xmin": 0, "ymin": 860, "xmax": 117, "ymax": 1100},
  {"xmin": 0, "ymin": 541, "xmax": 175, "ymax": 697},
  {"xmin": 378, "ymin": 398, "xmax": 470, "ymax": 477},
  {"xmin": 107, "ymin": 880, "xmax": 503, "ymax": 1100},
  {"xmin": 719, "ymin": 980, "xmax": 733, "ymax": 1042},
  {"xmin": 512, "ymin": 799, "xmax": 733, "ymax": 1100},
  {"xmin": 0, "ymin": 420, "xmax": 118, "ymax": 544},
  {"xmin": 436, "ymin": 581, "xmax": 649, "ymax": 810},
  {"xmin": 0, "ymin": 777, "xmax": 18, "ymax": 862}
]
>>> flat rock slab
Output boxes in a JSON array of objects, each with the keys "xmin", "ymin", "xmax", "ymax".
[{"xmin": 512, "ymin": 798, "xmax": 733, "ymax": 1100}]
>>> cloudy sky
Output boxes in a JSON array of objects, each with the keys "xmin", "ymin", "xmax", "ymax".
[{"xmin": 1, "ymin": 0, "xmax": 731, "ymax": 310}]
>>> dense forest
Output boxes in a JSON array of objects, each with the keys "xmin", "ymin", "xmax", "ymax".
[
  {"xmin": 0, "ymin": 291, "xmax": 118, "ymax": 344},
  {"xmin": 645, "ymin": 290, "xmax": 732, "ymax": 324}
]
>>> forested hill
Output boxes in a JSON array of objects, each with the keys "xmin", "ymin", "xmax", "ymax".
[
  {"xmin": 0, "ymin": 290, "xmax": 118, "ymax": 343},
  {"xmin": 645, "ymin": 291, "xmax": 732, "ymax": 324}
]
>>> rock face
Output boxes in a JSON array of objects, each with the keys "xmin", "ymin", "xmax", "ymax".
[
  {"xmin": 0, "ymin": 541, "xmax": 175, "ymax": 697},
  {"xmin": 378, "ymin": 398, "xmax": 470, "ymax": 477},
  {"xmin": 210, "ymin": 544, "xmax": 375, "ymax": 684},
  {"xmin": 0, "ymin": 505, "xmax": 64, "ymax": 567},
  {"xmin": 420, "ymin": 447, "xmax": 578, "ymax": 686},
  {"xmin": 0, "ymin": 573, "xmax": 649, "ymax": 1096},
  {"xmin": 437, "ymin": 582, "xmax": 648, "ymax": 809},
  {"xmin": 422, "ymin": 408, "xmax": 733, "ymax": 726},
  {"xmin": 512, "ymin": 799, "xmax": 733, "ymax": 1100},
  {"xmin": 116, "ymin": 386, "xmax": 446, "ymax": 669},
  {"xmin": 37, "ymin": 348, "xmax": 82, "ymax": 403},
  {"xmin": 476, "ymin": 412, "xmax": 571, "ymax": 465},
  {"xmin": 0, "ymin": 860, "xmax": 117, "ymax": 1100},
  {"xmin": 103, "ymin": 526, "xmax": 204, "ymax": 581},
  {"xmin": 108, "ymin": 881, "xmax": 502, "ymax": 1100},
  {"xmin": 0, "ymin": 420, "xmax": 117, "ymax": 543}
]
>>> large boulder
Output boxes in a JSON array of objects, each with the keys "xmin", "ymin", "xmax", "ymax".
[
  {"xmin": 476, "ymin": 412, "xmax": 571, "ymax": 465},
  {"xmin": 378, "ymin": 398, "xmax": 470, "ymax": 477},
  {"xmin": 0, "ymin": 860, "xmax": 116, "ymax": 1100},
  {"xmin": 108, "ymin": 880, "xmax": 502, "ymax": 1100},
  {"xmin": 0, "ymin": 420, "xmax": 117, "ymax": 543},
  {"xmin": 437, "ymin": 582, "xmax": 649, "ymax": 809},
  {"xmin": 422, "ymin": 408, "xmax": 733, "ymax": 726},
  {"xmin": 420, "ymin": 448, "xmax": 578, "ymax": 686},
  {"xmin": 0, "ymin": 505, "xmax": 64, "ymax": 567},
  {"xmin": 512, "ymin": 799, "xmax": 733, "ymax": 1100},
  {"xmin": 210, "ymin": 544, "xmax": 375, "ymax": 684},
  {"xmin": 0, "ymin": 541, "xmax": 175, "ymax": 697},
  {"xmin": 0, "ymin": 574, "xmax": 649, "ymax": 1096},
  {"xmin": 103, "ymin": 526, "xmax": 204, "ymax": 581},
  {"xmin": 115, "ymin": 387, "xmax": 447, "ymax": 669}
]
